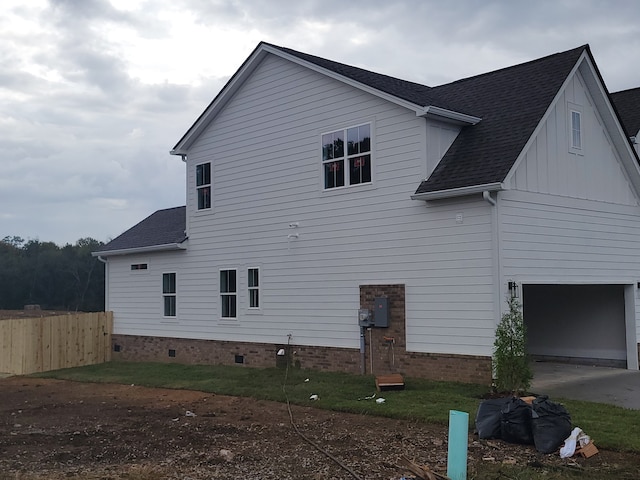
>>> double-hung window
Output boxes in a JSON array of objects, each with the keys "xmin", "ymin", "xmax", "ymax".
[
  {"xmin": 196, "ymin": 162, "xmax": 211, "ymax": 210},
  {"xmin": 322, "ymin": 123, "xmax": 371, "ymax": 189},
  {"xmin": 220, "ymin": 269, "xmax": 237, "ymax": 319},
  {"xmin": 162, "ymin": 273, "xmax": 176, "ymax": 317},
  {"xmin": 248, "ymin": 267, "xmax": 260, "ymax": 309}
]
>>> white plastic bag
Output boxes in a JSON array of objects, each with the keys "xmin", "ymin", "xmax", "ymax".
[{"xmin": 560, "ymin": 427, "xmax": 591, "ymax": 458}]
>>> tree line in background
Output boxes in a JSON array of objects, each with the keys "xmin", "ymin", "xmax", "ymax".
[{"xmin": 0, "ymin": 236, "xmax": 105, "ymax": 312}]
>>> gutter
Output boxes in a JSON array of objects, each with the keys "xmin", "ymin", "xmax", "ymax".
[
  {"xmin": 419, "ymin": 105, "xmax": 481, "ymax": 125},
  {"xmin": 91, "ymin": 241, "xmax": 187, "ymax": 258},
  {"xmin": 411, "ymin": 182, "xmax": 504, "ymax": 201}
]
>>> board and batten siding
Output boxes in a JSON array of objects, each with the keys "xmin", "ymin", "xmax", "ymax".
[
  {"xmin": 107, "ymin": 53, "xmax": 496, "ymax": 357},
  {"xmin": 501, "ymin": 68, "xmax": 640, "ymax": 355},
  {"xmin": 509, "ymin": 71, "xmax": 638, "ymax": 206}
]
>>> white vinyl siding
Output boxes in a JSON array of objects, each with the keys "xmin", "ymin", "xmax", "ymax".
[
  {"xmin": 158, "ymin": 54, "xmax": 494, "ymax": 355},
  {"xmin": 498, "ymin": 189, "xmax": 640, "ymax": 364}
]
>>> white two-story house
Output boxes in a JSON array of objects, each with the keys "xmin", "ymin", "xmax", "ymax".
[{"xmin": 94, "ymin": 42, "xmax": 640, "ymax": 384}]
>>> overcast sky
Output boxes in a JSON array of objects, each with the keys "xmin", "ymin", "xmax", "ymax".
[{"xmin": 1, "ymin": 0, "xmax": 638, "ymax": 246}]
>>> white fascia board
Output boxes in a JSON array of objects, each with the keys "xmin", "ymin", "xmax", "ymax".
[
  {"xmin": 411, "ymin": 182, "xmax": 504, "ymax": 201},
  {"xmin": 91, "ymin": 242, "xmax": 187, "ymax": 258},
  {"xmin": 171, "ymin": 47, "xmax": 269, "ymax": 155},
  {"xmin": 420, "ymin": 105, "xmax": 481, "ymax": 125}
]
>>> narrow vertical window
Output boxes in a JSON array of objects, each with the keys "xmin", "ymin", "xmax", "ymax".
[
  {"xmin": 220, "ymin": 269, "xmax": 237, "ymax": 319},
  {"xmin": 248, "ymin": 267, "xmax": 260, "ymax": 309},
  {"xmin": 571, "ymin": 110, "xmax": 582, "ymax": 150},
  {"xmin": 196, "ymin": 162, "xmax": 211, "ymax": 210},
  {"xmin": 162, "ymin": 273, "xmax": 176, "ymax": 317}
]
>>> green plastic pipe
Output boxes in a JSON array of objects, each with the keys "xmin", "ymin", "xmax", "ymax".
[{"xmin": 447, "ymin": 410, "xmax": 468, "ymax": 480}]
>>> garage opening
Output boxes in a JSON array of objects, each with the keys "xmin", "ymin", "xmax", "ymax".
[{"xmin": 522, "ymin": 284, "xmax": 627, "ymax": 368}]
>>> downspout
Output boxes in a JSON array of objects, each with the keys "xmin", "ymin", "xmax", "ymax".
[
  {"xmin": 483, "ymin": 190, "xmax": 501, "ymax": 380},
  {"xmin": 97, "ymin": 256, "xmax": 109, "ymax": 312},
  {"xmin": 482, "ymin": 190, "xmax": 496, "ymax": 206}
]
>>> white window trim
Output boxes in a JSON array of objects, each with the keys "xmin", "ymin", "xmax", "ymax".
[
  {"xmin": 568, "ymin": 102, "xmax": 584, "ymax": 155},
  {"xmin": 247, "ymin": 266, "xmax": 261, "ymax": 311},
  {"xmin": 320, "ymin": 121, "xmax": 374, "ymax": 192},
  {"xmin": 161, "ymin": 272, "xmax": 177, "ymax": 319},
  {"xmin": 219, "ymin": 268, "xmax": 238, "ymax": 321},
  {"xmin": 195, "ymin": 162, "xmax": 212, "ymax": 211}
]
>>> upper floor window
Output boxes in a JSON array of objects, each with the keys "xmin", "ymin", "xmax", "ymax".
[
  {"xmin": 568, "ymin": 103, "xmax": 583, "ymax": 155},
  {"xmin": 220, "ymin": 269, "xmax": 237, "ymax": 319},
  {"xmin": 196, "ymin": 162, "xmax": 211, "ymax": 210},
  {"xmin": 162, "ymin": 272, "xmax": 176, "ymax": 317},
  {"xmin": 571, "ymin": 111, "xmax": 582, "ymax": 150},
  {"xmin": 322, "ymin": 123, "xmax": 371, "ymax": 189}
]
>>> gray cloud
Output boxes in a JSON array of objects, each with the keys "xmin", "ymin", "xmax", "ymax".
[{"xmin": 0, "ymin": 0, "xmax": 637, "ymax": 244}]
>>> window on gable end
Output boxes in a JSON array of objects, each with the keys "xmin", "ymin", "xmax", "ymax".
[
  {"xmin": 322, "ymin": 123, "xmax": 371, "ymax": 190},
  {"xmin": 196, "ymin": 162, "xmax": 211, "ymax": 210},
  {"xmin": 568, "ymin": 103, "xmax": 584, "ymax": 155}
]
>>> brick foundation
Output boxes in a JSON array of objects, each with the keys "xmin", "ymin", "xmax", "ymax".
[
  {"xmin": 112, "ymin": 283, "xmax": 492, "ymax": 385},
  {"xmin": 111, "ymin": 333, "xmax": 491, "ymax": 384}
]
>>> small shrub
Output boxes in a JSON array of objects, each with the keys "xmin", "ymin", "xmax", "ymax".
[{"xmin": 493, "ymin": 294, "xmax": 532, "ymax": 394}]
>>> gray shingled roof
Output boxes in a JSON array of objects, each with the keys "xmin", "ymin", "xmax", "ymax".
[
  {"xmin": 611, "ymin": 87, "xmax": 640, "ymax": 137},
  {"xmin": 95, "ymin": 206, "xmax": 186, "ymax": 254}
]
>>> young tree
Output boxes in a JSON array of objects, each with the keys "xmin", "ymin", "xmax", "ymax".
[{"xmin": 493, "ymin": 294, "xmax": 533, "ymax": 394}]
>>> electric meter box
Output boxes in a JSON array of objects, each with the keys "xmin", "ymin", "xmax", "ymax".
[
  {"xmin": 358, "ymin": 309, "xmax": 373, "ymax": 327},
  {"xmin": 373, "ymin": 297, "xmax": 389, "ymax": 327}
]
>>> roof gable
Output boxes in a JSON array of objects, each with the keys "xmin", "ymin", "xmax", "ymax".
[
  {"xmin": 171, "ymin": 42, "xmax": 480, "ymax": 155},
  {"xmin": 93, "ymin": 206, "xmax": 186, "ymax": 257},
  {"xmin": 414, "ymin": 45, "xmax": 587, "ymax": 196}
]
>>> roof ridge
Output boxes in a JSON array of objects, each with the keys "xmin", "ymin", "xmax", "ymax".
[{"xmin": 433, "ymin": 44, "xmax": 588, "ymax": 89}]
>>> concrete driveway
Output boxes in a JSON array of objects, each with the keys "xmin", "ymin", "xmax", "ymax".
[{"xmin": 531, "ymin": 362, "xmax": 640, "ymax": 410}]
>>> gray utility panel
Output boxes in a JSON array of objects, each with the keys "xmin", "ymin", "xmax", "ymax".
[{"xmin": 373, "ymin": 297, "xmax": 389, "ymax": 328}]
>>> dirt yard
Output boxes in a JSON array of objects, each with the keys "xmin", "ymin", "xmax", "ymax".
[{"xmin": 1, "ymin": 377, "xmax": 639, "ymax": 479}]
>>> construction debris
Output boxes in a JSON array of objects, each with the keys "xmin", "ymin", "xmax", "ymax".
[{"xmin": 397, "ymin": 456, "xmax": 450, "ymax": 480}]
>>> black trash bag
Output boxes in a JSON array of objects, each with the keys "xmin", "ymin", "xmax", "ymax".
[
  {"xmin": 531, "ymin": 395, "xmax": 572, "ymax": 454},
  {"xmin": 475, "ymin": 397, "xmax": 512, "ymax": 439},
  {"xmin": 500, "ymin": 397, "xmax": 534, "ymax": 445}
]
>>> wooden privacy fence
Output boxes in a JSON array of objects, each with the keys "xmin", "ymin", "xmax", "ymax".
[{"xmin": 0, "ymin": 312, "xmax": 113, "ymax": 375}]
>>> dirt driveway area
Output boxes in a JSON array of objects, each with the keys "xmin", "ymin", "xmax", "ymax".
[{"xmin": 1, "ymin": 377, "xmax": 638, "ymax": 479}]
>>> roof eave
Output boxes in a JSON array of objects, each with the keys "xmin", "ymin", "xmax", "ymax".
[
  {"xmin": 171, "ymin": 43, "xmax": 481, "ymax": 155},
  {"xmin": 92, "ymin": 241, "xmax": 188, "ymax": 258},
  {"xmin": 411, "ymin": 182, "xmax": 504, "ymax": 201}
]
